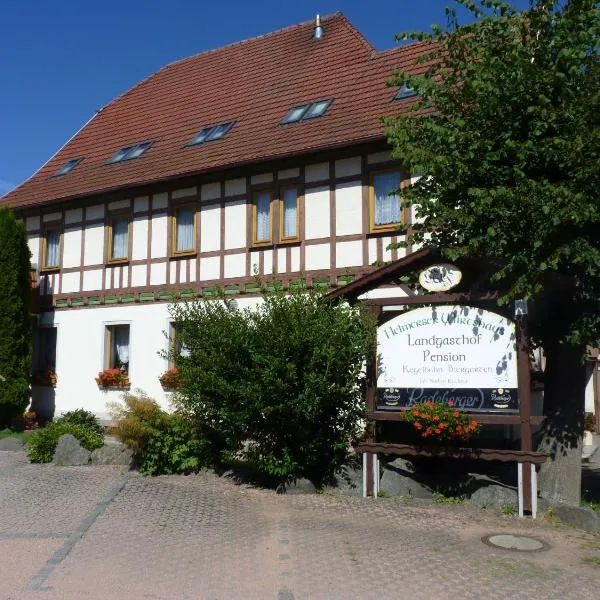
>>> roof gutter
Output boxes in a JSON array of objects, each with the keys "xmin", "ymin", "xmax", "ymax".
[{"xmin": 12, "ymin": 134, "xmax": 389, "ymax": 212}]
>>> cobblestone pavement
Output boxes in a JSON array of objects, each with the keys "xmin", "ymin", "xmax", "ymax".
[{"xmin": 1, "ymin": 449, "xmax": 599, "ymax": 600}]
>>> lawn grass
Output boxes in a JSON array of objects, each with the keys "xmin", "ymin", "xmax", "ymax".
[{"xmin": 0, "ymin": 428, "xmax": 28, "ymax": 442}]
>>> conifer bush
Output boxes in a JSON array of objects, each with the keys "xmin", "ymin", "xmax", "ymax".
[{"xmin": 0, "ymin": 207, "xmax": 32, "ymax": 427}]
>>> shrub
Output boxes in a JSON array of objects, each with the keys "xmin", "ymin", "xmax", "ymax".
[
  {"xmin": 584, "ymin": 412, "xmax": 595, "ymax": 432},
  {"xmin": 55, "ymin": 409, "xmax": 103, "ymax": 437},
  {"xmin": 27, "ymin": 422, "xmax": 103, "ymax": 463},
  {"xmin": 0, "ymin": 207, "xmax": 32, "ymax": 427},
  {"xmin": 140, "ymin": 414, "xmax": 212, "ymax": 476},
  {"xmin": 109, "ymin": 390, "xmax": 211, "ymax": 475},
  {"xmin": 108, "ymin": 390, "xmax": 168, "ymax": 455},
  {"xmin": 169, "ymin": 289, "xmax": 375, "ymax": 486}
]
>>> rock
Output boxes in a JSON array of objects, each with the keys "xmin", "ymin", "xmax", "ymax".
[
  {"xmin": 380, "ymin": 461, "xmax": 433, "ymax": 499},
  {"xmin": 387, "ymin": 457, "xmax": 416, "ymax": 472},
  {"xmin": 91, "ymin": 443, "xmax": 134, "ymax": 466},
  {"xmin": 52, "ymin": 434, "xmax": 91, "ymax": 466},
  {"xmin": 329, "ymin": 464, "xmax": 363, "ymax": 495},
  {"xmin": 282, "ymin": 478, "xmax": 317, "ymax": 495},
  {"xmin": 0, "ymin": 437, "xmax": 25, "ymax": 451},
  {"xmin": 468, "ymin": 482, "xmax": 518, "ymax": 508},
  {"xmin": 552, "ymin": 503, "xmax": 600, "ymax": 533}
]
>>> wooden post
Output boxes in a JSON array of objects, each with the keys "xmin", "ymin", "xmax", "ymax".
[
  {"xmin": 517, "ymin": 316, "xmax": 533, "ymax": 513},
  {"xmin": 594, "ymin": 363, "xmax": 600, "ymax": 434},
  {"xmin": 364, "ymin": 304, "xmax": 381, "ymax": 497}
]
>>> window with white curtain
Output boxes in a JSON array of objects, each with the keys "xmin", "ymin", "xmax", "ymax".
[
  {"xmin": 254, "ymin": 192, "xmax": 272, "ymax": 243},
  {"xmin": 169, "ymin": 322, "xmax": 190, "ymax": 368},
  {"xmin": 106, "ymin": 324, "xmax": 130, "ymax": 372},
  {"xmin": 110, "ymin": 217, "xmax": 129, "ymax": 261},
  {"xmin": 174, "ymin": 206, "xmax": 196, "ymax": 252},
  {"xmin": 371, "ymin": 170, "xmax": 402, "ymax": 229},
  {"xmin": 43, "ymin": 229, "xmax": 61, "ymax": 269},
  {"xmin": 280, "ymin": 188, "xmax": 298, "ymax": 240}
]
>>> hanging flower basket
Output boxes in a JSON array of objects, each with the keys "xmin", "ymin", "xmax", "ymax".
[
  {"xmin": 403, "ymin": 401, "xmax": 480, "ymax": 444},
  {"xmin": 159, "ymin": 367, "xmax": 181, "ymax": 390},
  {"xmin": 96, "ymin": 368, "xmax": 130, "ymax": 389},
  {"xmin": 31, "ymin": 368, "xmax": 57, "ymax": 387}
]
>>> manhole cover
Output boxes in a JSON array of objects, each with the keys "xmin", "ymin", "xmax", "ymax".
[{"xmin": 482, "ymin": 533, "xmax": 549, "ymax": 552}]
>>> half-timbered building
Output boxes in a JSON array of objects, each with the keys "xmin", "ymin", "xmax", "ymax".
[{"xmin": 2, "ymin": 14, "xmax": 432, "ymax": 420}]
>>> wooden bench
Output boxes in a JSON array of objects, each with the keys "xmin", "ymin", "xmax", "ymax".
[{"xmin": 356, "ymin": 441, "xmax": 548, "ymax": 518}]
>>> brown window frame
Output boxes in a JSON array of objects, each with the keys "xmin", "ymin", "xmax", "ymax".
[
  {"xmin": 168, "ymin": 321, "xmax": 190, "ymax": 368},
  {"xmin": 171, "ymin": 203, "xmax": 197, "ymax": 257},
  {"xmin": 105, "ymin": 323, "xmax": 130, "ymax": 373},
  {"xmin": 107, "ymin": 213, "xmax": 132, "ymax": 264},
  {"xmin": 41, "ymin": 226, "xmax": 62, "ymax": 271},
  {"xmin": 368, "ymin": 168, "xmax": 404, "ymax": 233}
]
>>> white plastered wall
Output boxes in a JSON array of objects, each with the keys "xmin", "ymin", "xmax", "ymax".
[
  {"xmin": 37, "ymin": 296, "xmax": 264, "ymax": 420},
  {"xmin": 585, "ymin": 361, "xmax": 597, "ymax": 413}
]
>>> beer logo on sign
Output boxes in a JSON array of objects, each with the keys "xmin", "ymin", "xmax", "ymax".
[{"xmin": 491, "ymin": 388, "xmax": 512, "ymax": 409}]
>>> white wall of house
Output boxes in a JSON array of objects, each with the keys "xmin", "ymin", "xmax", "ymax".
[
  {"xmin": 585, "ymin": 361, "xmax": 597, "ymax": 414},
  {"xmin": 32, "ymin": 296, "xmax": 263, "ymax": 421}
]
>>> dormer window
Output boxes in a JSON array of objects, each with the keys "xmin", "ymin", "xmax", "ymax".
[
  {"xmin": 188, "ymin": 121, "xmax": 234, "ymax": 146},
  {"xmin": 395, "ymin": 85, "xmax": 417, "ymax": 100},
  {"xmin": 107, "ymin": 141, "xmax": 153, "ymax": 164},
  {"xmin": 53, "ymin": 158, "xmax": 82, "ymax": 177},
  {"xmin": 281, "ymin": 99, "xmax": 333, "ymax": 124}
]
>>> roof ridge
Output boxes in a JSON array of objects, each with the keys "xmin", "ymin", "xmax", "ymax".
[
  {"xmin": 373, "ymin": 40, "xmax": 435, "ymax": 57},
  {"xmin": 336, "ymin": 13, "xmax": 376, "ymax": 54},
  {"xmin": 95, "ymin": 12, "xmax": 346, "ymax": 118},
  {"xmin": 165, "ymin": 12, "xmax": 345, "ymax": 70}
]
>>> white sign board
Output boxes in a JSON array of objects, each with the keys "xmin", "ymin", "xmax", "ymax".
[{"xmin": 377, "ymin": 305, "xmax": 518, "ymax": 411}]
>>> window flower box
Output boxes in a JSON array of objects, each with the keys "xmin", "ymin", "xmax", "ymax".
[
  {"xmin": 31, "ymin": 368, "xmax": 57, "ymax": 387},
  {"xmin": 96, "ymin": 368, "xmax": 130, "ymax": 389},
  {"xmin": 159, "ymin": 367, "xmax": 181, "ymax": 390},
  {"xmin": 403, "ymin": 401, "xmax": 481, "ymax": 445},
  {"xmin": 23, "ymin": 410, "xmax": 39, "ymax": 430}
]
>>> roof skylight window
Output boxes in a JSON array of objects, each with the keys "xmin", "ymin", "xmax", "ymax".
[
  {"xmin": 281, "ymin": 99, "xmax": 333, "ymax": 124},
  {"xmin": 53, "ymin": 157, "xmax": 83, "ymax": 177},
  {"xmin": 395, "ymin": 85, "xmax": 417, "ymax": 100},
  {"xmin": 107, "ymin": 141, "xmax": 153, "ymax": 164},
  {"xmin": 188, "ymin": 121, "xmax": 235, "ymax": 146},
  {"xmin": 303, "ymin": 100, "xmax": 332, "ymax": 119}
]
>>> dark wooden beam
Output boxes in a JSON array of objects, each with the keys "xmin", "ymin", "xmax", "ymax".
[
  {"xmin": 355, "ymin": 442, "xmax": 548, "ymax": 464},
  {"xmin": 367, "ymin": 291, "xmax": 499, "ymax": 306},
  {"xmin": 370, "ymin": 411, "xmax": 544, "ymax": 425}
]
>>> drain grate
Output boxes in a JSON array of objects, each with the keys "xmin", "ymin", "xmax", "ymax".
[{"xmin": 482, "ymin": 533, "xmax": 549, "ymax": 552}]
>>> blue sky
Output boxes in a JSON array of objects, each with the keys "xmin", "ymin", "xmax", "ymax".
[{"xmin": 0, "ymin": 0, "xmax": 530, "ymax": 194}]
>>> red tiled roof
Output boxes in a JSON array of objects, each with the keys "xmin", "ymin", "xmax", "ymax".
[{"xmin": 2, "ymin": 14, "xmax": 433, "ymax": 210}]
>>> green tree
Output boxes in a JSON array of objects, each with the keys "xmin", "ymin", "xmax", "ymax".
[
  {"xmin": 169, "ymin": 291, "xmax": 375, "ymax": 487},
  {"xmin": 0, "ymin": 207, "xmax": 32, "ymax": 427},
  {"xmin": 385, "ymin": 0, "xmax": 599, "ymax": 504}
]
